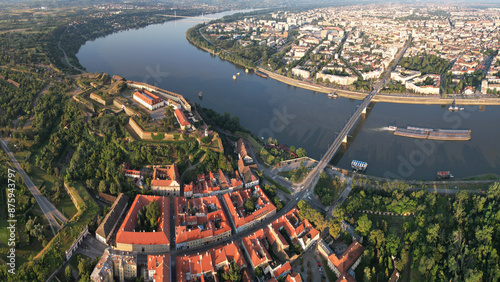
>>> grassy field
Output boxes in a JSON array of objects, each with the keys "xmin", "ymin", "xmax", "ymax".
[
  {"xmin": 30, "ymin": 181, "xmax": 99, "ymax": 278},
  {"xmin": 235, "ymin": 131, "xmax": 263, "ymax": 153},
  {"xmin": 265, "ymin": 176, "xmax": 293, "ymax": 195},
  {"xmin": 278, "ymin": 167, "xmax": 310, "ymax": 183},
  {"xmin": 30, "ymin": 167, "xmax": 78, "ymax": 219}
]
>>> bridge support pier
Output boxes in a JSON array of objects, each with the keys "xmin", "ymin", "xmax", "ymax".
[
  {"xmin": 342, "ymin": 135, "xmax": 348, "ymax": 144},
  {"xmin": 361, "ymin": 107, "xmax": 367, "ymax": 115}
]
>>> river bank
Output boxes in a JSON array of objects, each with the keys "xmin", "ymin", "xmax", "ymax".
[{"xmin": 257, "ymin": 68, "xmax": 500, "ymax": 106}]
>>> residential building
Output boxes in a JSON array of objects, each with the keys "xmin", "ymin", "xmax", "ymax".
[
  {"xmin": 318, "ymin": 239, "xmax": 364, "ymax": 281},
  {"xmin": 176, "ymin": 251, "xmax": 216, "ymax": 282},
  {"xmin": 150, "ymin": 164, "xmax": 181, "ymax": 196},
  {"xmin": 176, "ymin": 241, "xmax": 247, "ymax": 282},
  {"xmin": 292, "ymin": 67, "xmax": 311, "ymax": 79},
  {"xmin": 176, "ymin": 242, "xmax": 248, "ymax": 282},
  {"xmin": 194, "ymin": 169, "xmax": 243, "ymax": 197},
  {"xmin": 238, "ymin": 158, "xmax": 259, "ymax": 188},
  {"xmin": 122, "ymin": 163, "xmax": 141, "ymax": 179},
  {"xmin": 115, "ymin": 195, "xmax": 170, "ymax": 253},
  {"xmin": 90, "ymin": 248, "xmax": 137, "ymax": 282},
  {"xmin": 222, "ymin": 187, "xmax": 277, "ymax": 233},
  {"xmin": 241, "ymin": 229, "xmax": 273, "ymax": 270},
  {"xmin": 390, "ymin": 67, "xmax": 421, "ymax": 83},
  {"xmin": 405, "ymin": 74, "xmax": 441, "ymax": 95},
  {"xmin": 174, "ymin": 196, "xmax": 232, "ymax": 250},
  {"xmin": 147, "ymin": 254, "xmax": 171, "ymax": 282},
  {"xmin": 236, "ymin": 139, "xmax": 253, "ymax": 164},
  {"xmin": 271, "ymin": 207, "xmax": 320, "ymax": 251},
  {"xmin": 95, "ymin": 193, "xmax": 130, "ymax": 245}
]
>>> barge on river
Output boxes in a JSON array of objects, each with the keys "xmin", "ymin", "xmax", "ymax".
[
  {"xmin": 254, "ymin": 70, "xmax": 268, "ymax": 79},
  {"xmin": 389, "ymin": 126, "xmax": 471, "ymax": 141}
]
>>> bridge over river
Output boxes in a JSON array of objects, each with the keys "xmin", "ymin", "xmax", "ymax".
[{"xmin": 296, "ymin": 37, "xmax": 412, "ymax": 195}]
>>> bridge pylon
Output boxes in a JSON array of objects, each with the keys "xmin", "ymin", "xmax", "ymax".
[{"xmin": 342, "ymin": 135, "xmax": 348, "ymax": 143}]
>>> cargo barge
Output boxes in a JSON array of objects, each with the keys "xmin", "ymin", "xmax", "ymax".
[
  {"xmin": 390, "ymin": 126, "xmax": 471, "ymax": 141},
  {"xmin": 254, "ymin": 70, "xmax": 268, "ymax": 79}
]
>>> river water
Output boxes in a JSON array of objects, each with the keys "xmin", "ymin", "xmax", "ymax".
[{"xmin": 76, "ymin": 10, "xmax": 500, "ymax": 180}]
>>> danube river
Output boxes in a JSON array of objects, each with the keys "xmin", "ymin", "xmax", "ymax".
[{"xmin": 77, "ymin": 10, "xmax": 500, "ymax": 180}]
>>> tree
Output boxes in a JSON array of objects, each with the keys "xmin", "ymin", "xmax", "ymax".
[
  {"xmin": 65, "ymin": 266, "xmax": 72, "ymax": 281},
  {"xmin": 356, "ymin": 214, "xmax": 372, "ymax": 236},
  {"xmin": 386, "ymin": 233, "xmax": 400, "ymax": 256},
  {"xmin": 329, "ymin": 220, "xmax": 341, "ymax": 238},
  {"xmin": 98, "ymin": 180, "xmax": 107, "ymax": 193},
  {"xmin": 255, "ymin": 266, "xmax": 264, "ymax": 278},
  {"xmin": 229, "ymin": 262, "xmax": 242, "ymax": 282},
  {"xmin": 244, "ymin": 199, "xmax": 255, "ymax": 213},
  {"xmin": 109, "ymin": 182, "xmax": 117, "ymax": 195},
  {"xmin": 25, "ymin": 217, "xmax": 44, "ymax": 242},
  {"xmin": 78, "ymin": 257, "xmax": 90, "ymax": 278},
  {"xmin": 487, "ymin": 182, "xmax": 500, "ymax": 200},
  {"xmin": 136, "ymin": 200, "xmax": 160, "ymax": 232},
  {"xmin": 289, "ymin": 145, "xmax": 296, "ymax": 152},
  {"xmin": 296, "ymin": 147, "xmax": 307, "ymax": 158}
]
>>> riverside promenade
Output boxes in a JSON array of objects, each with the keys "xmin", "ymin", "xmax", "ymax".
[{"xmin": 257, "ymin": 68, "xmax": 500, "ymax": 106}]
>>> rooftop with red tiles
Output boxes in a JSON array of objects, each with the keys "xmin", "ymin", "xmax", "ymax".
[
  {"xmin": 115, "ymin": 195, "xmax": 170, "ymax": 246},
  {"xmin": 222, "ymin": 186, "xmax": 276, "ymax": 230},
  {"xmin": 148, "ymin": 254, "xmax": 171, "ymax": 282},
  {"xmin": 174, "ymin": 196, "xmax": 231, "ymax": 245}
]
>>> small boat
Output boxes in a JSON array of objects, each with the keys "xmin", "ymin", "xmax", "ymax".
[
  {"xmin": 448, "ymin": 99, "xmax": 464, "ymax": 111},
  {"xmin": 328, "ymin": 92, "xmax": 338, "ymax": 99},
  {"xmin": 245, "ymin": 69, "xmax": 249, "ymax": 74},
  {"xmin": 237, "ymin": 72, "xmax": 240, "ymax": 76},
  {"xmin": 437, "ymin": 171, "xmax": 454, "ymax": 179},
  {"xmin": 351, "ymin": 160, "xmax": 368, "ymax": 172},
  {"xmin": 198, "ymin": 91, "xmax": 203, "ymax": 98},
  {"xmin": 232, "ymin": 75, "xmax": 237, "ymax": 80},
  {"xmin": 388, "ymin": 125, "xmax": 398, "ymax": 131}
]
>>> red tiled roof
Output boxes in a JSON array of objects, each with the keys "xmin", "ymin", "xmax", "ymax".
[
  {"xmin": 329, "ymin": 241, "xmax": 365, "ymax": 275},
  {"xmin": 236, "ymin": 139, "xmax": 250, "ymax": 159},
  {"xmin": 115, "ymin": 195, "xmax": 170, "ymax": 246},
  {"xmin": 285, "ymin": 273, "xmax": 303, "ymax": 282},
  {"xmin": 175, "ymin": 109, "xmax": 190, "ymax": 127},
  {"xmin": 174, "ymin": 196, "xmax": 231, "ymax": 244},
  {"xmin": 176, "ymin": 252, "xmax": 215, "ymax": 282},
  {"xmin": 222, "ymin": 187, "xmax": 276, "ymax": 229},
  {"xmin": 122, "ymin": 163, "xmax": 141, "ymax": 177},
  {"xmin": 210, "ymin": 241, "xmax": 246, "ymax": 269},
  {"xmin": 242, "ymin": 229, "xmax": 273, "ymax": 268},
  {"xmin": 151, "ymin": 164, "xmax": 180, "ymax": 188},
  {"xmin": 183, "ymin": 183, "xmax": 193, "ymax": 193},
  {"xmin": 133, "ymin": 90, "xmax": 163, "ymax": 106},
  {"xmin": 177, "ymin": 242, "xmax": 246, "ymax": 282},
  {"xmin": 148, "ymin": 254, "xmax": 171, "ymax": 282},
  {"xmin": 273, "ymin": 261, "xmax": 292, "ymax": 278}
]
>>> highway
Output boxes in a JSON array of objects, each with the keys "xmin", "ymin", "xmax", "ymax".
[{"xmin": 0, "ymin": 138, "xmax": 68, "ymax": 236}]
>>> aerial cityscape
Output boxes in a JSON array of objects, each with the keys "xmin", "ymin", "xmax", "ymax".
[{"xmin": 0, "ymin": 0, "xmax": 500, "ymax": 282}]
